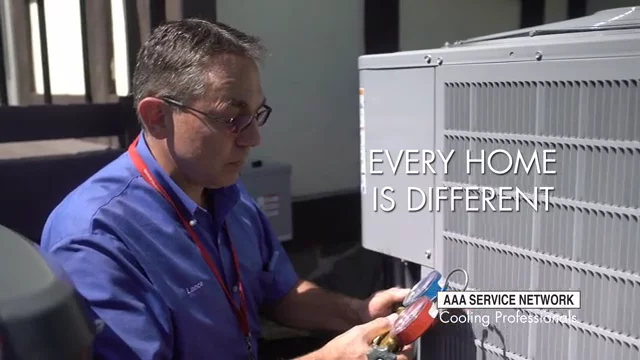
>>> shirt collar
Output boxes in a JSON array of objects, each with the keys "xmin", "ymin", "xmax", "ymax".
[{"xmin": 134, "ymin": 131, "xmax": 240, "ymax": 223}]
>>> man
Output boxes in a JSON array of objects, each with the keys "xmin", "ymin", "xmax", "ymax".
[{"xmin": 40, "ymin": 19, "xmax": 415, "ymax": 359}]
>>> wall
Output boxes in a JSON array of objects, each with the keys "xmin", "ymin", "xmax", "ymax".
[
  {"xmin": 545, "ymin": 0, "xmax": 638, "ymax": 23},
  {"xmin": 545, "ymin": 0, "xmax": 569, "ymax": 23},
  {"xmin": 216, "ymin": 0, "xmax": 364, "ymax": 198},
  {"xmin": 212, "ymin": 3, "xmax": 386, "ymax": 356},
  {"xmin": 399, "ymin": 0, "xmax": 522, "ymax": 51},
  {"xmin": 587, "ymin": 0, "xmax": 639, "ymax": 14},
  {"xmin": 399, "ymin": 0, "xmax": 640, "ymax": 52}
]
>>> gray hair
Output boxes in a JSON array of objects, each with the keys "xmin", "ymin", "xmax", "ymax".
[{"xmin": 132, "ymin": 19, "xmax": 266, "ymax": 108}]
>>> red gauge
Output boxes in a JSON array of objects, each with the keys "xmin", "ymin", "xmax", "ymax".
[{"xmin": 390, "ymin": 296, "xmax": 439, "ymax": 346}]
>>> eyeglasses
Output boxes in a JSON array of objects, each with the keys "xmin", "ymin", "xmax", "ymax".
[{"xmin": 159, "ymin": 96, "xmax": 272, "ymax": 133}]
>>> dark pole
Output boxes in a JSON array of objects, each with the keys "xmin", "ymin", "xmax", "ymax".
[
  {"xmin": 567, "ymin": 0, "xmax": 588, "ymax": 19},
  {"xmin": 181, "ymin": 0, "xmax": 217, "ymax": 21},
  {"xmin": 79, "ymin": 0, "xmax": 92, "ymax": 103},
  {"xmin": 520, "ymin": 0, "xmax": 546, "ymax": 28},
  {"xmin": 119, "ymin": 0, "xmax": 142, "ymax": 148},
  {"xmin": 36, "ymin": 0, "xmax": 52, "ymax": 104},
  {"xmin": 149, "ymin": 0, "xmax": 166, "ymax": 29},
  {"xmin": 0, "ymin": 10, "xmax": 8, "ymax": 105},
  {"xmin": 123, "ymin": 0, "xmax": 140, "ymax": 95},
  {"xmin": 364, "ymin": 0, "xmax": 399, "ymax": 55}
]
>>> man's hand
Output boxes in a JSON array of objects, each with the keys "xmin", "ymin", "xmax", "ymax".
[
  {"xmin": 300, "ymin": 313, "xmax": 415, "ymax": 360},
  {"xmin": 357, "ymin": 287, "xmax": 410, "ymax": 323},
  {"xmin": 267, "ymin": 281, "xmax": 411, "ymax": 334}
]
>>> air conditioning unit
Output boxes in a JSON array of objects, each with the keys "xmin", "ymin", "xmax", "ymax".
[{"xmin": 359, "ymin": 7, "xmax": 640, "ymax": 360}]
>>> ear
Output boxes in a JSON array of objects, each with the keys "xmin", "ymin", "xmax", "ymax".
[{"xmin": 137, "ymin": 97, "xmax": 170, "ymax": 138}]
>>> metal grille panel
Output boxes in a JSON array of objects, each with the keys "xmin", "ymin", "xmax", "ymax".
[
  {"xmin": 445, "ymin": 80, "xmax": 640, "ymax": 143},
  {"xmin": 439, "ymin": 76, "xmax": 640, "ymax": 359}
]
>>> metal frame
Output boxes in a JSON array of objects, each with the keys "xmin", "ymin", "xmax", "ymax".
[
  {"xmin": 0, "ymin": 0, "xmax": 187, "ymax": 150},
  {"xmin": 0, "ymin": 0, "xmax": 182, "ymax": 107},
  {"xmin": 0, "ymin": 100, "xmax": 133, "ymax": 143},
  {"xmin": 1, "ymin": 0, "xmax": 114, "ymax": 105}
]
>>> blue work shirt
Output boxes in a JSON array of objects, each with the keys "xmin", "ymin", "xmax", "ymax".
[{"xmin": 39, "ymin": 132, "xmax": 299, "ymax": 359}]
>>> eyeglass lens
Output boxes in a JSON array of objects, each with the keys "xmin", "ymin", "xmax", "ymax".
[{"xmin": 232, "ymin": 108, "xmax": 269, "ymax": 132}]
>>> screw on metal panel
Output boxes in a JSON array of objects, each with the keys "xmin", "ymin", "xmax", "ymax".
[
  {"xmin": 535, "ymin": 51, "xmax": 543, "ymax": 61},
  {"xmin": 437, "ymin": 57, "xmax": 443, "ymax": 66},
  {"xmin": 424, "ymin": 55, "xmax": 432, "ymax": 63},
  {"xmin": 425, "ymin": 250, "xmax": 432, "ymax": 259}
]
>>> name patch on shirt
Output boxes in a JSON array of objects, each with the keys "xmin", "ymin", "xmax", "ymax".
[{"xmin": 186, "ymin": 281, "xmax": 204, "ymax": 296}]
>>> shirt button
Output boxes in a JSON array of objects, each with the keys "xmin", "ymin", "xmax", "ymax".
[
  {"xmin": 189, "ymin": 219, "xmax": 197, "ymax": 226},
  {"xmin": 232, "ymin": 285, "xmax": 239, "ymax": 292}
]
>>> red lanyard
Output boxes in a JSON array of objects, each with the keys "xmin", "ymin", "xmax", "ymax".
[{"xmin": 127, "ymin": 135, "xmax": 252, "ymax": 347}]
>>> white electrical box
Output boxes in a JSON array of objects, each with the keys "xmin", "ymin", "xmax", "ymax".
[{"xmin": 241, "ymin": 161, "xmax": 293, "ymax": 242}]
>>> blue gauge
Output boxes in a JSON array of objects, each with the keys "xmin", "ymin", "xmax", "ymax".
[{"xmin": 403, "ymin": 270, "xmax": 447, "ymax": 306}]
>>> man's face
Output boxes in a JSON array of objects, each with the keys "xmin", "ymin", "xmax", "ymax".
[{"xmin": 166, "ymin": 54, "xmax": 265, "ymax": 189}]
